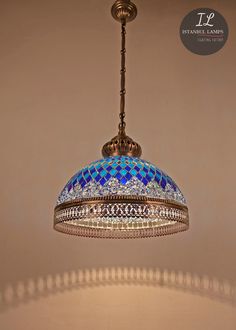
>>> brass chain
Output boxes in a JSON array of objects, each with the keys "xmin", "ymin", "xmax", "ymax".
[{"xmin": 119, "ymin": 21, "xmax": 126, "ymax": 134}]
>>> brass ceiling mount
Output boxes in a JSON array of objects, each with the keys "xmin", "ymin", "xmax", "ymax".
[{"xmin": 111, "ymin": 0, "xmax": 137, "ymax": 23}]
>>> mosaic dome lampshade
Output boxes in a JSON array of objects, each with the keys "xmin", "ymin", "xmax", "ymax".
[{"xmin": 54, "ymin": 0, "xmax": 189, "ymax": 238}]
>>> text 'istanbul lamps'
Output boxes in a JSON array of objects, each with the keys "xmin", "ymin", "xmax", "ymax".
[{"xmin": 54, "ymin": 0, "xmax": 189, "ymax": 238}]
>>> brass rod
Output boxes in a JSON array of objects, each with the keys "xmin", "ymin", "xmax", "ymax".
[{"xmin": 119, "ymin": 21, "xmax": 126, "ymax": 134}]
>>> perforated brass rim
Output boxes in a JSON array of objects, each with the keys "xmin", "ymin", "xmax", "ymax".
[{"xmin": 54, "ymin": 196, "xmax": 189, "ymax": 239}]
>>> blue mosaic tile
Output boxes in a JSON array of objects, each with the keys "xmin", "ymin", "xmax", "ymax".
[
  {"xmin": 103, "ymin": 163, "xmax": 109, "ymax": 169},
  {"xmin": 110, "ymin": 169, "xmax": 117, "ymax": 176},
  {"xmin": 91, "ymin": 171, "xmax": 97, "ymax": 179},
  {"xmin": 80, "ymin": 179, "xmax": 86, "ymax": 188},
  {"xmin": 136, "ymin": 173, "xmax": 142, "ymax": 181},
  {"xmin": 148, "ymin": 171, "xmax": 154, "ymax": 178},
  {"xmin": 150, "ymin": 167, "xmax": 155, "ymax": 175},
  {"xmin": 105, "ymin": 173, "xmax": 111, "ymax": 180},
  {"xmin": 161, "ymin": 177, "xmax": 167, "ymax": 189},
  {"xmin": 140, "ymin": 170, "xmax": 146, "ymax": 177},
  {"xmin": 100, "ymin": 178, "xmax": 106, "ymax": 186},
  {"xmin": 116, "ymin": 172, "xmax": 122, "ymax": 180},
  {"xmin": 143, "ymin": 167, "xmax": 148, "ymax": 173},
  {"xmin": 95, "ymin": 174, "xmax": 101, "ymax": 182},
  {"xmin": 146, "ymin": 174, "xmax": 151, "ymax": 182},
  {"xmin": 142, "ymin": 177, "xmax": 148, "ymax": 185},
  {"xmin": 155, "ymin": 171, "xmax": 161, "ymax": 183},
  {"xmin": 121, "ymin": 177, "xmax": 127, "ymax": 184},
  {"xmin": 100, "ymin": 170, "xmax": 107, "ymax": 177},
  {"xmin": 84, "ymin": 172, "xmax": 90, "ymax": 179},
  {"xmin": 130, "ymin": 169, "xmax": 137, "ymax": 176},
  {"xmin": 125, "ymin": 172, "xmax": 132, "ymax": 180}
]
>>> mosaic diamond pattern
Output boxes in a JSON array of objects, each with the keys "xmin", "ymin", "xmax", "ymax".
[
  {"xmin": 67, "ymin": 156, "xmax": 177, "ymax": 190},
  {"xmin": 57, "ymin": 156, "xmax": 186, "ymax": 205}
]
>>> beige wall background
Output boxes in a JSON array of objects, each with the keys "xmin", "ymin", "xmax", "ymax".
[{"xmin": 0, "ymin": 0, "xmax": 236, "ymax": 329}]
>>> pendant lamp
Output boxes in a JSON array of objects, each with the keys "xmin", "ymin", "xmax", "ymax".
[{"xmin": 54, "ymin": 0, "xmax": 189, "ymax": 238}]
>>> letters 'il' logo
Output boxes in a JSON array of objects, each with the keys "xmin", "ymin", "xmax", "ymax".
[
  {"xmin": 196, "ymin": 12, "xmax": 215, "ymax": 27},
  {"xmin": 180, "ymin": 8, "xmax": 228, "ymax": 55}
]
